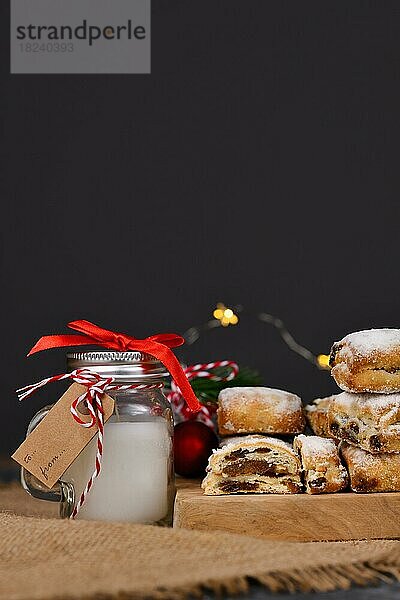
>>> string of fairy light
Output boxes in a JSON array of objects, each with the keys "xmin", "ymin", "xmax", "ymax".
[{"xmin": 183, "ymin": 303, "xmax": 331, "ymax": 370}]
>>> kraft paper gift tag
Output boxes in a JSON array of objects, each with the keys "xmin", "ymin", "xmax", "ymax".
[{"xmin": 12, "ymin": 383, "xmax": 114, "ymax": 488}]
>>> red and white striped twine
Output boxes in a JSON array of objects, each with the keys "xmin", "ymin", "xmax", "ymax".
[
  {"xmin": 17, "ymin": 368, "xmax": 162, "ymax": 519},
  {"xmin": 167, "ymin": 360, "xmax": 239, "ymax": 428}
]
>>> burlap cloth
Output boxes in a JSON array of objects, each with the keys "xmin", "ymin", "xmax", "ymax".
[{"xmin": 1, "ymin": 484, "xmax": 400, "ymax": 599}]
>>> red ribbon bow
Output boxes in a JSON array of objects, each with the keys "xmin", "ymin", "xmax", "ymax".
[{"xmin": 28, "ymin": 320, "xmax": 201, "ymax": 413}]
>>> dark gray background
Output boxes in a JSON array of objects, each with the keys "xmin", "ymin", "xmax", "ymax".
[{"xmin": 2, "ymin": 1, "xmax": 400, "ymax": 455}]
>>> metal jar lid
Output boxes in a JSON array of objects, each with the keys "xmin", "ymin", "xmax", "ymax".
[{"xmin": 66, "ymin": 351, "xmax": 169, "ymax": 382}]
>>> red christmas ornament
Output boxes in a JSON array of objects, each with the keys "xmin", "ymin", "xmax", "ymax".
[{"xmin": 174, "ymin": 421, "xmax": 218, "ymax": 478}]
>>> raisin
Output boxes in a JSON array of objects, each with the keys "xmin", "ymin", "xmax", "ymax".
[
  {"xmin": 330, "ymin": 422, "xmax": 339, "ymax": 434},
  {"xmin": 369, "ymin": 435, "xmax": 382, "ymax": 451},
  {"xmin": 329, "ymin": 343, "xmax": 342, "ymax": 366},
  {"xmin": 286, "ymin": 481, "xmax": 302, "ymax": 493},
  {"xmin": 342, "ymin": 422, "xmax": 359, "ymax": 443},
  {"xmin": 354, "ymin": 476, "xmax": 379, "ymax": 492},
  {"xmin": 223, "ymin": 460, "xmax": 284, "ymax": 477},
  {"xmin": 349, "ymin": 421, "xmax": 359, "ymax": 434},
  {"xmin": 228, "ymin": 449, "xmax": 249, "ymax": 460},
  {"xmin": 309, "ymin": 477, "xmax": 327, "ymax": 488},
  {"xmin": 219, "ymin": 480, "xmax": 258, "ymax": 493}
]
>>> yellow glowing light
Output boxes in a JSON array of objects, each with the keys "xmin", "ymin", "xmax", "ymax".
[
  {"xmin": 212, "ymin": 303, "xmax": 239, "ymax": 327},
  {"xmin": 317, "ymin": 354, "xmax": 331, "ymax": 369}
]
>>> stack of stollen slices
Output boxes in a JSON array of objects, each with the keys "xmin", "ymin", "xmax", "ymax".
[
  {"xmin": 202, "ymin": 386, "xmax": 348, "ymax": 495},
  {"xmin": 306, "ymin": 329, "xmax": 400, "ymax": 492}
]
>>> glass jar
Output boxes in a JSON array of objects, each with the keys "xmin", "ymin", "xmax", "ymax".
[{"xmin": 21, "ymin": 351, "xmax": 175, "ymax": 524}]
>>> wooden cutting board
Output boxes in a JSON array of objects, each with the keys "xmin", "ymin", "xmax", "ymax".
[{"xmin": 173, "ymin": 480, "xmax": 400, "ymax": 542}]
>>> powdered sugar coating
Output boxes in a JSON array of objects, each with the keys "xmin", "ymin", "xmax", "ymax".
[
  {"xmin": 294, "ymin": 434, "xmax": 348, "ymax": 494},
  {"xmin": 218, "ymin": 387, "xmax": 304, "ymax": 436},
  {"xmin": 328, "ymin": 392, "xmax": 400, "ymax": 453},
  {"xmin": 334, "ymin": 391, "xmax": 400, "ymax": 413},
  {"xmin": 219, "ymin": 387, "xmax": 301, "ymax": 414},
  {"xmin": 330, "ymin": 329, "xmax": 400, "ymax": 393},
  {"xmin": 216, "ymin": 434, "xmax": 294, "ymax": 454},
  {"xmin": 335, "ymin": 329, "xmax": 400, "ymax": 360},
  {"xmin": 342, "ymin": 444, "xmax": 385, "ymax": 470},
  {"xmin": 341, "ymin": 442, "xmax": 400, "ymax": 492},
  {"xmin": 294, "ymin": 434, "xmax": 337, "ymax": 459},
  {"xmin": 304, "ymin": 396, "xmax": 335, "ymax": 415}
]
